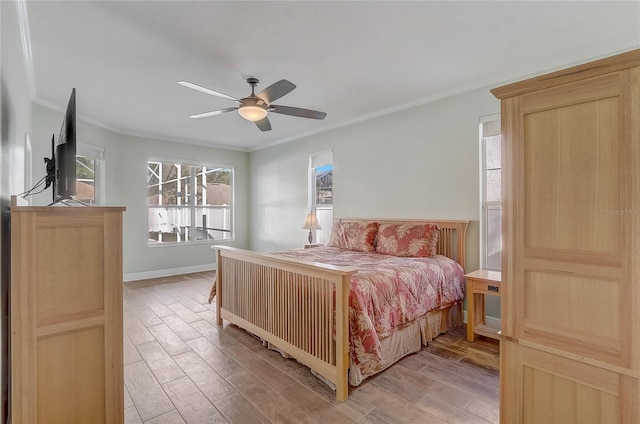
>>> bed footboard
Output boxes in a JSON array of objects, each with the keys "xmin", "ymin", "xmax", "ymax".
[{"xmin": 214, "ymin": 246, "xmax": 357, "ymax": 401}]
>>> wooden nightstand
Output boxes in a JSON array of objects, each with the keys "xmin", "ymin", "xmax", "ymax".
[
  {"xmin": 304, "ymin": 243, "xmax": 323, "ymax": 249},
  {"xmin": 465, "ymin": 269, "xmax": 501, "ymax": 342}
]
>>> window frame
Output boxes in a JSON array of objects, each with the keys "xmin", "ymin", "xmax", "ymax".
[
  {"xmin": 308, "ymin": 151, "xmax": 333, "ymax": 245},
  {"xmin": 76, "ymin": 141, "xmax": 105, "ymax": 205},
  {"xmin": 479, "ymin": 115, "xmax": 502, "ymax": 271},
  {"xmin": 24, "ymin": 134, "xmax": 32, "ymax": 205},
  {"xmin": 147, "ymin": 158, "xmax": 235, "ymax": 247}
]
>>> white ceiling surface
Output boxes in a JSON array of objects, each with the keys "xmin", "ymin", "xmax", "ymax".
[{"xmin": 25, "ymin": 1, "xmax": 640, "ymax": 152}]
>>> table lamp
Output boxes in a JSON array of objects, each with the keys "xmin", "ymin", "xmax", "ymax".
[{"xmin": 302, "ymin": 213, "xmax": 321, "ymax": 244}]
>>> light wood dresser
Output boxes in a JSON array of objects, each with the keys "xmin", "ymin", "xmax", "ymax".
[
  {"xmin": 10, "ymin": 197, "xmax": 125, "ymax": 423},
  {"xmin": 492, "ymin": 49, "xmax": 640, "ymax": 423}
]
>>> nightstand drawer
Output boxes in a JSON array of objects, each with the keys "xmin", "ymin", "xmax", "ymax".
[{"xmin": 471, "ymin": 280, "xmax": 501, "ymax": 294}]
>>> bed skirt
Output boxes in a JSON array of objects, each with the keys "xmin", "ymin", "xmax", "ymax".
[
  {"xmin": 348, "ymin": 301, "xmax": 463, "ymax": 385},
  {"xmin": 259, "ymin": 301, "xmax": 463, "ymax": 388}
]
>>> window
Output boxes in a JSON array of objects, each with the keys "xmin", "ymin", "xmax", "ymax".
[
  {"xmin": 76, "ymin": 142, "xmax": 105, "ymax": 205},
  {"xmin": 315, "ymin": 164, "xmax": 333, "ymax": 207},
  {"xmin": 76, "ymin": 155, "xmax": 96, "ymax": 204},
  {"xmin": 147, "ymin": 161, "xmax": 233, "ymax": 245},
  {"xmin": 480, "ymin": 116, "xmax": 501, "ymax": 270},
  {"xmin": 309, "ymin": 151, "xmax": 333, "ymax": 244}
]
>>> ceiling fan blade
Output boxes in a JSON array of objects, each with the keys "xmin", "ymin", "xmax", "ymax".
[
  {"xmin": 178, "ymin": 81, "xmax": 239, "ymax": 102},
  {"xmin": 255, "ymin": 116, "xmax": 272, "ymax": 131},
  {"xmin": 189, "ymin": 107, "xmax": 237, "ymax": 119},
  {"xmin": 257, "ymin": 79, "xmax": 296, "ymax": 104},
  {"xmin": 270, "ymin": 105, "xmax": 327, "ymax": 120}
]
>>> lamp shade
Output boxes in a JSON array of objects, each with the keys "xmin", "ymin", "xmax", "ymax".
[{"xmin": 302, "ymin": 213, "xmax": 321, "ymax": 230}]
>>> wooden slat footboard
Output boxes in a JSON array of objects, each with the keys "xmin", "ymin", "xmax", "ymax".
[
  {"xmin": 214, "ymin": 246, "xmax": 357, "ymax": 400},
  {"xmin": 213, "ymin": 219, "xmax": 468, "ymax": 401}
]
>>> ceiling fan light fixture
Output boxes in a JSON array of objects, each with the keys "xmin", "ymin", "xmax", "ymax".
[
  {"xmin": 238, "ymin": 104, "xmax": 268, "ymax": 121},
  {"xmin": 179, "ymin": 77, "xmax": 325, "ymax": 131}
]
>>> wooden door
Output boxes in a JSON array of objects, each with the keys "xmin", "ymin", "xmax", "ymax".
[{"xmin": 493, "ymin": 50, "xmax": 640, "ymax": 423}]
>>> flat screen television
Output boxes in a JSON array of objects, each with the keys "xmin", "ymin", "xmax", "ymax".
[{"xmin": 45, "ymin": 88, "xmax": 77, "ymax": 203}]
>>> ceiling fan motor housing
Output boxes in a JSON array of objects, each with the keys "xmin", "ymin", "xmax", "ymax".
[{"xmin": 246, "ymin": 77, "xmax": 260, "ymax": 87}]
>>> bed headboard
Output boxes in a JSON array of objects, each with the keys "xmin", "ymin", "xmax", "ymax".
[{"xmin": 334, "ymin": 218, "xmax": 469, "ymax": 270}]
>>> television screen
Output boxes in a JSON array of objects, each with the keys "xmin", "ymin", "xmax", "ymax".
[{"xmin": 53, "ymin": 88, "xmax": 77, "ymax": 201}]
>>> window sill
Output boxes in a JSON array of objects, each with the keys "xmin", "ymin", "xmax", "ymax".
[{"xmin": 147, "ymin": 238, "xmax": 235, "ymax": 248}]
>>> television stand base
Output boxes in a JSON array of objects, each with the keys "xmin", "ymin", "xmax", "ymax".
[{"xmin": 49, "ymin": 196, "xmax": 90, "ymax": 207}]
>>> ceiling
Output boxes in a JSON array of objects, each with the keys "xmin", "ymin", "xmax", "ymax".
[{"xmin": 24, "ymin": 1, "xmax": 640, "ymax": 152}]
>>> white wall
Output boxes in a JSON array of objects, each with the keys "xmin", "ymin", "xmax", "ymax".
[
  {"xmin": 249, "ymin": 86, "xmax": 499, "ymax": 265},
  {"xmin": 30, "ymin": 104, "xmax": 250, "ymax": 279},
  {"xmin": 1, "ymin": 0, "xmax": 33, "ymax": 420},
  {"xmin": 249, "ymin": 86, "xmax": 501, "ymax": 317},
  {"xmin": 1, "ymin": 1, "xmax": 31, "ymax": 198}
]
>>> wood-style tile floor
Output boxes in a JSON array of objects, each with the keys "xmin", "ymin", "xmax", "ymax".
[{"xmin": 124, "ymin": 271, "xmax": 500, "ymax": 424}]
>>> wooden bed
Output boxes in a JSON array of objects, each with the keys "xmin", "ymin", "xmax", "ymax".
[{"xmin": 213, "ymin": 218, "xmax": 468, "ymax": 401}]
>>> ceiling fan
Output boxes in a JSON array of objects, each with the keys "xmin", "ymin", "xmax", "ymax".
[{"xmin": 178, "ymin": 77, "xmax": 326, "ymax": 131}]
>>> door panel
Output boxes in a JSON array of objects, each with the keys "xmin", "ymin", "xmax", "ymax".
[
  {"xmin": 514, "ymin": 74, "xmax": 630, "ymax": 366},
  {"xmin": 523, "ymin": 96, "xmax": 621, "ymax": 255},
  {"xmin": 503, "ymin": 340, "xmax": 626, "ymax": 424}
]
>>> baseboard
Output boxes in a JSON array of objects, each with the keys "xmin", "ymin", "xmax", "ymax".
[
  {"xmin": 463, "ymin": 310, "xmax": 501, "ymax": 329},
  {"xmin": 123, "ymin": 264, "xmax": 216, "ymax": 282}
]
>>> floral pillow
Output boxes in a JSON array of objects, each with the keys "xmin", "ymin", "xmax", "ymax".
[
  {"xmin": 327, "ymin": 221, "xmax": 379, "ymax": 253},
  {"xmin": 376, "ymin": 223, "xmax": 439, "ymax": 257}
]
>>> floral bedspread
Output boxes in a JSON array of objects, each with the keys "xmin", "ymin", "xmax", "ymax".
[{"xmin": 272, "ymin": 247, "xmax": 465, "ymax": 376}]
